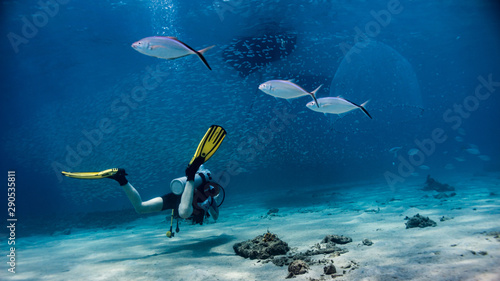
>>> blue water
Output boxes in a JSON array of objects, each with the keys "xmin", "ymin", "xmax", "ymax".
[{"xmin": 1, "ymin": 0, "xmax": 500, "ymax": 222}]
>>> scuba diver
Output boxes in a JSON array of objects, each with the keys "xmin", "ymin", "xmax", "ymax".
[{"xmin": 61, "ymin": 125, "xmax": 227, "ymax": 232}]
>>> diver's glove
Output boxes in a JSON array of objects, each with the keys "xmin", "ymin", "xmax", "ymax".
[
  {"xmin": 185, "ymin": 157, "xmax": 204, "ymax": 181},
  {"xmin": 108, "ymin": 168, "xmax": 128, "ymax": 186},
  {"xmin": 198, "ymin": 197, "xmax": 215, "ymax": 212}
]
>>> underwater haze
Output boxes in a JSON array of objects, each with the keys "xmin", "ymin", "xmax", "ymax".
[
  {"xmin": 2, "ymin": 0, "xmax": 500, "ymax": 280},
  {"xmin": 1, "ymin": 0, "xmax": 500, "ymax": 233},
  {"xmin": 1, "ymin": 0, "xmax": 500, "ymax": 214},
  {"xmin": 1, "ymin": 1, "xmax": 500, "ymax": 214}
]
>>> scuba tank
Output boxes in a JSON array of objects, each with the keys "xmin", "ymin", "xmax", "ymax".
[{"xmin": 170, "ymin": 165, "xmax": 212, "ymax": 195}]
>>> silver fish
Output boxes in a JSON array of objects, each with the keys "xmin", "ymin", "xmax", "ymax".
[
  {"xmin": 306, "ymin": 97, "xmax": 372, "ymax": 119},
  {"xmin": 465, "ymin": 144, "xmax": 480, "ymax": 155},
  {"xmin": 258, "ymin": 80, "xmax": 321, "ymax": 107},
  {"xmin": 131, "ymin": 36, "xmax": 214, "ymax": 70},
  {"xmin": 478, "ymin": 155, "xmax": 490, "ymax": 161},
  {"xmin": 408, "ymin": 148, "xmax": 420, "ymax": 156},
  {"xmin": 418, "ymin": 165, "xmax": 430, "ymax": 170},
  {"xmin": 389, "ymin": 146, "xmax": 402, "ymax": 158}
]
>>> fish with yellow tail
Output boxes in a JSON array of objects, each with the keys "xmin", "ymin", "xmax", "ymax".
[
  {"xmin": 258, "ymin": 80, "xmax": 321, "ymax": 107},
  {"xmin": 131, "ymin": 36, "xmax": 214, "ymax": 70},
  {"xmin": 306, "ymin": 97, "xmax": 372, "ymax": 119}
]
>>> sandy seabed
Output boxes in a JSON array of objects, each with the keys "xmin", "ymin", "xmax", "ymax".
[{"xmin": 3, "ymin": 174, "xmax": 500, "ymax": 281}]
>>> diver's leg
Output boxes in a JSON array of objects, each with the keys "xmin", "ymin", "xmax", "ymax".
[
  {"xmin": 178, "ymin": 180, "xmax": 195, "ymax": 219},
  {"xmin": 121, "ymin": 183, "xmax": 163, "ymax": 214}
]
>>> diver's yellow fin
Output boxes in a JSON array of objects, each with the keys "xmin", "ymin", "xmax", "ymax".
[
  {"xmin": 61, "ymin": 168, "xmax": 120, "ymax": 179},
  {"xmin": 189, "ymin": 125, "xmax": 226, "ymax": 165}
]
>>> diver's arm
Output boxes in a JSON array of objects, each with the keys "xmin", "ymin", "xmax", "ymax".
[
  {"xmin": 178, "ymin": 180, "xmax": 195, "ymax": 219},
  {"xmin": 181, "ymin": 156, "xmax": 205, "ymax": 219}
]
